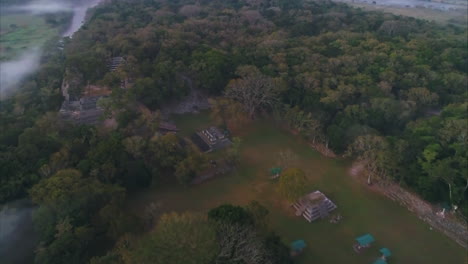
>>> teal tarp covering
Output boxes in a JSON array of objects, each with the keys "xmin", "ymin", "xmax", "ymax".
[
  {"xmin": 291, "ymin": 240, "xmax": 306, "ymax": 251},
  {"xmin": 373, "ymin": 259, "xmax": 387, "ymax": 264},
  {"xmin": 270, "ymin": 167, "xmax": 282, "ymax": 175},
  {"xmin": 380, "ymin": 248, "xmax": 391, "ymax": 257},
  {"xmin": 356, "ymin": 234, "xmax": 375, "ymax": 246},
  {"xmin": 440, "ymin": 202, "xmax": 451, "ymax": 210}
]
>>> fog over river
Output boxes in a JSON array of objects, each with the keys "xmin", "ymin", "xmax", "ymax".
[
  {"xmin": 0, "ymin": 1, "xmax": 100, "ymax": 262},
  {"xmin": 0, "ymin": 200, "xmax": 37, "ymax": 264},
  {"xmin": 0, "ymin": 0, "xmax": 101, "ymax": 97}
]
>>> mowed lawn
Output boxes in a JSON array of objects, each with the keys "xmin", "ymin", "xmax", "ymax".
[{"xmin": 129, "ymin": 112, "xmax": 466, "ymax": 264}]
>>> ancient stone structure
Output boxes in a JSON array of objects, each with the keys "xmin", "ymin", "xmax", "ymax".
[
  {"xmin": 292, "ymin": 191, "xmax": 337, "ymax": 222},
  {"xmin": 59, "ymin": 95, "xmax": 106, "ymax": 125}
]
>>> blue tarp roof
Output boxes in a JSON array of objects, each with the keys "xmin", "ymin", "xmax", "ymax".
[
  {"xmin": 380, "ymin": 248, "xmax": 391, "ymax": 257},
  {"xmin": 291, "ymin": 240, "xmax": 306, "ymax": 251},
  {"xmin": 356, "ymin": 234, "xmax": 375, "ymax": 246},
  {"xmin": 373, "ymin": 259, "xmax": 387, "ymax": 264}
]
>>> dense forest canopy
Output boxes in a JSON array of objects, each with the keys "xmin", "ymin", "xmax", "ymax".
[{"xmin": 0, "ymin": 0, "xmax": 467, "ymax": 263}]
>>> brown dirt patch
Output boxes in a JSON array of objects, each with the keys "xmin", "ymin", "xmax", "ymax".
[{"xmin": 82, "ymin": 84, "xmax": 111, "ymax": 97}]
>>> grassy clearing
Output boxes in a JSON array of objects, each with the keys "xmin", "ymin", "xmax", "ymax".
[
  {"xmin": 340, "ymin": 2, "xmax": 468, "ymax": 25},
  {"xmin": 129, "ymin": 112, "xmax": 466, "ymax": 264},
  {"xmin": 0, "ymin": 14, "xmax": 58, "ymax": 60}
]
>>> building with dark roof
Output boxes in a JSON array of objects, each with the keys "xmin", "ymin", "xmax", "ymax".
[{"xmin": 159, "ymin": 122, "xmax": 179, "ymax": 133}]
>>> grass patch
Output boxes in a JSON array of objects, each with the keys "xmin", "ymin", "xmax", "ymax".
[
  {"xmin": 0, "ymin": 14, "xmax": 59, "ymax": 60},
  {"xmin": 338, "ymin": 1, "xmax": 468, "ymax": 26},
  {"xmin": 129, "ymin": 112, "xmax": 466, "ymax": 264},
  {"xmin": 171, "ymin": 110, "xmax": 215, "ymax": 137}
]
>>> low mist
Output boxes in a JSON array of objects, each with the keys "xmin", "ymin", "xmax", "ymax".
[
  {"xmin": 0, "ymin": 48, "xmax": 41, "ymax": 98},
  {"xmin": 0, "ymin": 0, "xmax": 101, "ymax": 97},
  {"xmin": 4, "ymin": 1, "xmax": 73, "ymax": 15},
  {"xmin": 0, "ymin": 199, "xmax": 37, "ymax": 264}
]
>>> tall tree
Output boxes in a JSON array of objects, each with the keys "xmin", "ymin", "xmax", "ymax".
[
  {"xmin": 225, "ymin": 65, "xmax": 283, "ymax": 119},
  {"xmin": 131, "ymin": 213, "xmax": 219, "ymax": 264},
  {"xmin": 277, "ymin": 168, "xmax": 308, "ymax": 202},
  {"xmin": 347, "ymin": 135, "xmax": 392, "ymax": 184},
  {"xmin": 209, "ymin": 98, "xmax": 249, "ymax": 130}
]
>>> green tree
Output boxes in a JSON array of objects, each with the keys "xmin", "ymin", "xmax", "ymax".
[
  {"xmin": 347, "ymin": 135, "xmax": 391, "ymax": 184},
  {"xmin": 427, "ymin": 158, "xmax": 457, "ymax": 205},
  {"xmin": 404, "ymin": 87, "xmax": 439, "ymax": 110},
  {"xmin": 209, "ymin": 98, "xmax": 249, "ymax": 130},
  {"xmin": 35, "ymin": 224, "xmax": 94, "ymax": 264},
  {"xmin": 225, "ymin": 65, "xmax": 283, "ymax": 119},
  {"xmin": 122, "ymin": 136, "xmax": 146, "ymax": 159},
  {"xmin": 277, "ymin": 168, "xmax": 308, "ymax": 202},
  {"xmin": 132, "ymin": 213, "xmax": 218, "ymax": 264},
  {"xmin": 30, "ymin": 169, "xmax": 125, "ymax": 208},
  {"xmin": 208, "ymin": 204, "xmax": 254, "ymax": 226},
  {"xmin": 263, "ymin": 233, "xmax": 294, "ymax": 264},
  {"xmin": 174, "ymin": 150, "xmax": 207, "ymax": 185},
  {"xmin": 191, "ymin": 49, "xmax": 232, "ymax": 93},
  {"xmin": 149, "ymin": 133, "xmax": 186, "ymax": 169},
  {"xmin": 131, "ymin": 77, "xmax": 162, "ymax": 109},
  {"xmin": 29, "ymin": 168, "xmax": 128, "ymax": 263}
]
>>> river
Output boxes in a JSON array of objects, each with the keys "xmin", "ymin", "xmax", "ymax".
[
  {"xmin": 0, "ymin": 1, "xmax": 101, "ymax": 263},
  {"xmin": 63, "ymin": 0, "xmax": 102, "ymax": 37},
  {"xmin": 0, "ymin": 0, "xmax": 102, "ymax": 97}
]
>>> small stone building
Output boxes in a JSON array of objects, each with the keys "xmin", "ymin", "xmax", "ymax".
[
  {"xmin": 191, "ymin": 127, "xmax": 231, "ymax": 152},
  {"xmin": 292, "ymin": 191, "xmax": 337, "ymax": 222}
]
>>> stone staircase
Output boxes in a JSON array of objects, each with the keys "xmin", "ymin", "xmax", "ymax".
[{"xmin": 293, "ymin": 196, "xmax": 337, "ymax": 223}]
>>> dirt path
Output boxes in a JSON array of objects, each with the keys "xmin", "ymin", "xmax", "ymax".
[{"xmin": 349, "ymin": 162, "xmax": 468, "ymax": 248}]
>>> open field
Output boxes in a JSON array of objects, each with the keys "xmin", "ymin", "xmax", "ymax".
[
  {"xmin": 129, "ymin": 112, "xmax": 466, "ymax": 264},
  {"xmin": 336, "ymin": 0, "xmax": 468, "ymax": 25},
  {"xmin": 0, "ymin": 14, "xmax": 58, "ymax": 60}
]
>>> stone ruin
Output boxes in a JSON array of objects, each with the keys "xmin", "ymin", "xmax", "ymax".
[
  {"xmin": 59, "ymin": 95, "xmax": 106, "ymax": 125},
  {"xmin": 191, "ymin": 126, "xmax": 232, "ymax": 152},
  {"xmin": 292, "ymin": 191, "xmax": 337, "ymax": 222}
]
